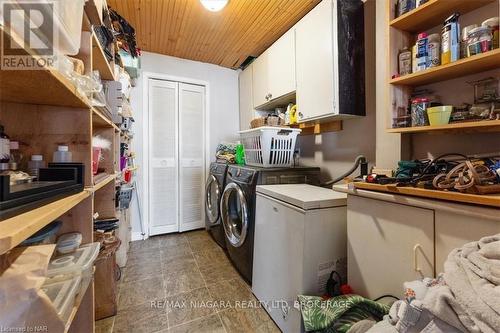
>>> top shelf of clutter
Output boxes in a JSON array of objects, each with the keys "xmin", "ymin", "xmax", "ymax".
[{"xmin": 390, "ymin": 0, "xmax": 496, "ymax": 32}]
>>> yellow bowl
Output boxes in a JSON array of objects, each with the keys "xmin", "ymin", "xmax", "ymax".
[{"xmin": 427, "ymin": 106, "xmax": 453, "ymax": 126}]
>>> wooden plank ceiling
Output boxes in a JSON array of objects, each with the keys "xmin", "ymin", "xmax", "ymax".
[{"xmin": 107, "ymin": 0, "xmax": 320, "ymax": 69}]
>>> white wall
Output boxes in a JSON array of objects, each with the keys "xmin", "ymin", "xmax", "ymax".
[{"xmin": 129, "ymin": 52, "xmax": 239, "ymax": 238}]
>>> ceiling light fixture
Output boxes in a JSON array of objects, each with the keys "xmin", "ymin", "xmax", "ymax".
[{"xmin": 200, "ymin": 0, "xmax": 228, "ymax": 12}]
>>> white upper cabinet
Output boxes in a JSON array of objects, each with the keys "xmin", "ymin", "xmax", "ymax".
[
  {"xmin": 296, "ymin": 0, "xmax": 365, "ymax": 122},
  {"xmin": 239, "ymin": 63, "xmax": 254, "ymax": 130},
  {"xmin": 295, "ymin": 0, "xmax": 334, "ymax": 121},
  {"xmin": 252, "ymin": 29, "xmax": 296, "ymax": 108}
]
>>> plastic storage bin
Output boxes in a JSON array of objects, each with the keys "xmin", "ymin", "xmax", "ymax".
[
  {"xmin": 0, "ymin": 0, "xmax": 86, "ymax": 55},
  {"xmin": 41, "ymin": 275, "xmax": 81, "ymax": 323},
  {"xmin": 21, "ymin": 220, "xmax": 62, "ymax": 246},
  {"xmin": 239, "ymin": 127, "xmax": 301, "ymax": 168}
]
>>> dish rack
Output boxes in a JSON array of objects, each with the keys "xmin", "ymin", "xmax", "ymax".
[{"xmin": 239, "ymin": 127, "xmax": 301, "ymax": 168}]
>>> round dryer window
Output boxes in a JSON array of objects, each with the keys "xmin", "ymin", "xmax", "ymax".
[
  {"xmin": 221, "ymin": 183, "xmax": 249, "ymax": 247},
  {"xmin": 205, "ymin": 175, "xmax": 221, "ymax": 224}
]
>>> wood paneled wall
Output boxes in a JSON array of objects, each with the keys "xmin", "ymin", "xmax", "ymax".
[{"xmin": 107, "ymin": 0, "xmax": 320, "ymax": 69}]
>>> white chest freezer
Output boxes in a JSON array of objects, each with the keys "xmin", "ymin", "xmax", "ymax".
[{"xmin": 252, "ymin": 184, "xmax": 347, "ymax": 333}]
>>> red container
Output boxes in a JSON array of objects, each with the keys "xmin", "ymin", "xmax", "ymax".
[
  {"xmin": 92, "ymin": 147, "xmax": 102, "ymax": 175},
  {"xmin": 124, "ymin": 169, "xmax": 132, "ymax": 183}
]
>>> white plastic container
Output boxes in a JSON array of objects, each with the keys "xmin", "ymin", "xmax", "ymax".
[
  {"xmin": 28, "ymin": 155, "xmax": 46, "ymax": 178},
  {"xmin": 56, "ymin": 232, "xmax": 82, "ymax": 254},
  {"xmin": 53, "ymin": 145, "xmax": 72, "ymax": 163},
  {"xmin": 0, "ymin": 0, "xmax": 86, "ymax": 56},
  {"xmin": 239, "ymin": 127, "xmax": 301, "ymax": 168},
  {"xmin": 48, "ymin": 242, "xmax": 100, "ymax": 278},
  {"xmin": 41, "ymin": 275, "xmax": 81, "ymax": 323}
]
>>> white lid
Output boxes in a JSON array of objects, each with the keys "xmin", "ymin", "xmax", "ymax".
[
  {"xmin": 57, "ymin": 233, "xmax": 82, "ymax": 248},
  {"xmin": 9, "ymin": 141, "xmax": 19, "ymax": 150},
  {"xmin": 42, "ymin": 275, "xmax": 81, "ymax": 320},
  {"xmin": 47, "ymin": 242, "xmax": 100, "ymax": 278},
  {"xmin": 58, "ymin": 145, "xmax": 69, "ymax": 152},
  {"xmin": 31, "ymin": 154, "xmax": 43, "ymax": 161},
  {"xmin": 482, "ymin": 17, "xmax": 499, "ymax": 27},
  {"xmin": 256, "ymin": 184, "xmax": 347, "ymax": 210}
]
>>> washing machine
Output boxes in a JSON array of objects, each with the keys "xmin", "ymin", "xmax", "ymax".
[
  {"xmin": 205, "ymin": 162, "xmax": 229, "ymax": 249},
  {"xmin": 220, "ymin": 165, "xmax": 320, "ymax": 284}
]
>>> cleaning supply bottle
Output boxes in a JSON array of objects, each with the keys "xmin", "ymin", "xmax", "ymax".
[
  {"xmin": 53, "ymin": 145, "xmax": 72, "ymax": 163},
  {"xmin": 235, "ymin": 141, "xmax": 245, "ymax": 166}
]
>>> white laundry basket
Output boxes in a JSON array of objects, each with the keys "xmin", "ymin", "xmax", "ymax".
[{"xmin": 239, "ymin": 127, "xmax": 301, "ymax": 168}]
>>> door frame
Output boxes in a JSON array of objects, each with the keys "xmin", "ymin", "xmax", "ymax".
[{"xmin": 142, "ymin": 72, "xmax": 210, "ymax": 239}]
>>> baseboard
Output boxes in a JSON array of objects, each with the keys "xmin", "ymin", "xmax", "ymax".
[{"xmin": 131, "ymin": 231, "xmax": 147, "ymax": 241}]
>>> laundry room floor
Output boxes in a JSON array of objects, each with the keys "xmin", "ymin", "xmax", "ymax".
[{"xmin": 96, "ymin": 230, "xmax": 279, "ymax": 333}]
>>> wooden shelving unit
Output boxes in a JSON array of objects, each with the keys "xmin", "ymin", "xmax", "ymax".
[
  {"xmin": 0, "ymin": 7, "xmax": 131, "ymax": 332},
  {"xmin": 0, "ymin": 192, "xmax": 90, "ymax": 255},
  {"xmin": 291, "ymin": 120, "xmax": 343, "ymax": 135},
  {"xmin": 92, "ymin": 32, "xmax": 115, "ymax": 81},
  {"xmin": 389, "ymin": 0, "xmax": 495, "ymax": 32},
  {"xmin": 387, "ymin": 0, "xmax": 500, "ymax": 135},
  {"xmin": 390, "ymin": 49, "xmax": 500, "ymax": 86},
  {"xmin": 388, "ymin": 119, "xmax": 500, "ymax": 133}
]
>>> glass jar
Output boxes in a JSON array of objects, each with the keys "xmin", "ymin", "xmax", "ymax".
[
  {"xmin": 411, "ymin": 98, "xmax": 430, "ymax": 127},
  {"xmin": 467, "ymin": 26, "xmax": 493, "ymax": 57}
]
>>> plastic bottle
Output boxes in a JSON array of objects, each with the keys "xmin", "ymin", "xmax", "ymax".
[
  {"xmin": 416, "ymin": 32, "xmax": 429, "ymax": 72},
  {"xmin": 235, "ymin": 142, "xmax": 245, "ymax": 166},
  {"xmin": 28, "ymin": 155, "xmax": 46, "ymax": 179},
  {"xmin": 53, "ymin": 145, "xmax": 72, "ymax": 163},
  {"xmin": 9, "ymin": 141, "xmax": 23, "ymax": 170},
  {"xmin": 0, "ymin": 124, "xmax": 10, "ymax": 165}
]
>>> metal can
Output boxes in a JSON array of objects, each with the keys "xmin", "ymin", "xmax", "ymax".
[{"xmin": 399, "ymin": 47, "xmax": 412, "ymax": 76}]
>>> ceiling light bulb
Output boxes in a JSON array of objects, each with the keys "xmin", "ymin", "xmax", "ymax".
[{"xmin": 200, "ymin": 0, "xmax": 228, "ymax": 12}]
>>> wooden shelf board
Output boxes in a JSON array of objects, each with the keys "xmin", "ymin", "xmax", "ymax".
[
  {"xmin": 0, "ymin": 191, "xmax": 90, "ymax": 255},
  {"xmin": 389, "ymin": 0, "xmax": 496, "ymax": 33},
  {"xmin": 353, "ymin": 182, "xmax": 500, "ymax": 208},
  {"xmin": 92, "ymin": 32, "xmax": 115, "ymax": 81},
  {"xmin": 90, "ymin": 173, "xmax": 117, "ymax": 192},
  {"xmin": 0, "ymin": 27, "xmax": 90, "ymax": 108},
  {"xmin": 387, "ymin": 120, "xmax": 500, "ymax": 133},
  {"xmin": 390, "ymin": 49, "xmax": 500, "ymax": 86},
  {"xmin": 291, "ymin": 120, "xmax": 343, "ymax": 135},
  {"xmin": 92, "ymin": 108, "xmax": 120, "ymax": 131}
]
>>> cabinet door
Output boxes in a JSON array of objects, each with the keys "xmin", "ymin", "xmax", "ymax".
[
  {"xmin": 179, "ymin": 83, "xmax": 206, "ymax": 232},
  {"xmin": 252, "ymin": 50, "xmax": 269, "ymax": 107},
  {"xmin": 239, "ymin": 64, "xmax": 254, "ymax": 130},
  {"xmin": 295, "ymin": 0, "xmax": 335, "ymax": 121},
  {"xmin": 267, "ymin": 29, "xmax": 296, "ymax": 101},
  {"xmin": 347, "ymin": 196, "xmax": 435, "ymax": 299},
  {"xmin": 435, "ymin": 211, "xmax": 500, "ymax": 273},
  {"xmin": 148, "ymin": 79, "xmax": 179, "ymax": 235}
]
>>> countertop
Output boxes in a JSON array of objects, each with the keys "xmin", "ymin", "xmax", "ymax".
[{"xmin": 333, "ymin": 184, "xmax": 500, "ymax": 222}]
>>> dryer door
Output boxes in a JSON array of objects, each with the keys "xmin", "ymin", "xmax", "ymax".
[
  {"xmin": 205, "ymin": 175, "xmax": 221, "ymax": 224},
  {"xmin": 221, "ymin": 183, "xmax": 249, "ymax": 247}
]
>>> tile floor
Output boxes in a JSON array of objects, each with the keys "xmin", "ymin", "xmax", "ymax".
[{"xmin": 95, "ymin": 229, "xmax": 280, "ymax": 333}]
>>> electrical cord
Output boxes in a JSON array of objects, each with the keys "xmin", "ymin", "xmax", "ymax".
[{"xmin": 322, "ymin": 155, "xmax": 368, "ymax": 188}]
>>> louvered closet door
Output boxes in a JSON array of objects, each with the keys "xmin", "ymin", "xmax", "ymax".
[
  {"xmin": 148, "ymin": 79, "xmax": 179, "ymax": 235},
  {"xmin": 179, "ymin": 83, "xmax": 205, "ymax": 232}
]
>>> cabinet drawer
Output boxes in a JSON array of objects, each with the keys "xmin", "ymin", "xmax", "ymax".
[{"xmin": 347, "ymin": 196, "xmax": 435, "ymax": 299}]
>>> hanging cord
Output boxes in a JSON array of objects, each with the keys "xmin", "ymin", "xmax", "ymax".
[
  {"xmin": 322, "ymin": 155, "xmax": 368, "ymax": 188},
  {"xmin": 373, "ymin": 294, "xmax": 400, "ymax": 302}
]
